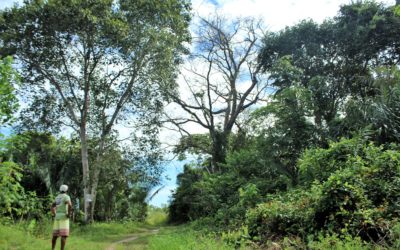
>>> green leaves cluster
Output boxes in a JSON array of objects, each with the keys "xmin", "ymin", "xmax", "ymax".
[
  {"xmin": 0, "ymin": 161, "xmax": 49, "ymax": 221},
  {"xmin": 0, "ymin": 56, "xmax": 19, "ymax": 125},
  {"xmin": 0, "ymin": 161, "xmax": 24, "ymax": 217}
]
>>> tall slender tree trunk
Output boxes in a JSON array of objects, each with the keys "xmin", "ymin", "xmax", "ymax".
[
  {"xmin": 89, "ymin": 138, "xmax": 105, "ymax": 221},
  {"xmin": 80, "ymin": 126, "xmax": 91, "ymax": 223},
  {"xmin": 210, "ymin": 131, "xmax": 217, "ymax": 173},
  {"xmin": 90, "ymin": 168, "xmax": 100, "ymax": 222}
]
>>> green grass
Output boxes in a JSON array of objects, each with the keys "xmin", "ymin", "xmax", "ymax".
[
  {"xmin": 0, "ymin": 224, "xmax": 49, "ymax": 250},
  {"xmin": 145, "ymin": 209, "xmax": 168, "ymax": 226},
  {"xmin": 146, "ymin": 226, "xmax": 234, "ymax": 250},
  {"xmin": 0, "ymin": 212, "xmax": 237, "ymax": 250},
  {"xmin": 0, "ymin": 220, "xmax": 150, "ymax": 250}
]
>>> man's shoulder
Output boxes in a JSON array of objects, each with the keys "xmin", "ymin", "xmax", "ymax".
[
  {"xmin": 56, "ymin": 193, "xmax": 71, "ymax": 200},
  {"xmin": 64, "ymin": 193, "xmax": 71, "ymax": 201}
]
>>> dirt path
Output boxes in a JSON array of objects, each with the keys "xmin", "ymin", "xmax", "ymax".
[{"xmin": 106, "ymin": 229, "xmax": 159, "ymax": 250}]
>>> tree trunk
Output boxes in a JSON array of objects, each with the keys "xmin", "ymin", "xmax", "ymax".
[
  {"xmin": 79, "ymin": 127, "xmax": 91, "ymax": 223},
  {"xmin": 106, "ymin": 186, "xmax": 115, "ymax": 221},
  {"xmin": 210, "ymin": 131, "xmax": 229, "ymax": 173},
  {"xmin": 89, "ymin": 138, "xmax": 105, "ymax": 221},
  {"xmin": 210, "ymin": 132, "xmax": 217, "ymax": 173},
  {"xmin": 90, "ymin": 167, "xmax": 100, "ymax": 222}
]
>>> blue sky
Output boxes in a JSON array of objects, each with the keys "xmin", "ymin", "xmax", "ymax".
[
  {"xmin": 0, "ymin": 0, "xmax": 21, "ymax": 9},
  {"xmin": 148, "ymin": 160, "xmax": 186, "ymax": 207}
]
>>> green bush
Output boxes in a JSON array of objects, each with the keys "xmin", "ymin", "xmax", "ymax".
[
  {"xmin": 392, "ymin": 221, "xmax": 400, "ymax": 249},
  {"xmin": 307, "ymin": 233, "xmax": 372, "ymax": 250},
  {"xmin": 312, "ymin": 168, "xmax": 372, "ymax": 235},
  {"xmin": 361, "ymin": 146, "xmax": 400, "ymax": 217},
  {"xmin": 221, "ymin": 225, "xmax": 252, "ymax": 248},
  {"xmin": 310, "ymin": 142, "xmax": 400, "ymax": 241},
  {"xmin": 239, "ymin": 183, "xmax": 261, "ymax": 208},
  {"xmin": 0, "ymin": 161, "xmax": 49, "ymax": 220},
  {"xmin": 146, "ymin": 206, "xmax": 168, "ymax": 226},
  {"xmin": 247, "ymin": 138, "xmax": 400, "ymax": 246},
  {"xmin": 0, "ymin": 161, "xmax": 25, "ymax": 217},
  {"xmin": 298, "ymin": 137, "xmax": 366, "ymax": 186},
  {"xmin": 246, "ymin": 189, "xmax": 318, "ymax": 242}
]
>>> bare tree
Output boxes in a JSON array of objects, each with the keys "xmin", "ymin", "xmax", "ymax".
[{"xmin": 167, "ymin": 14, "xmax": 270, "ymax": 173}]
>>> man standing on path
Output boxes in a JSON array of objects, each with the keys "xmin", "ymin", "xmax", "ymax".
[{"xmin": 51, "ymin": 184, "xmax": 73, "ymax": 250}]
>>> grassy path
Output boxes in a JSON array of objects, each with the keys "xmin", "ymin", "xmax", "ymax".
[{"xmin": 106, "ymin": 229, "xmax": 160, "ymax": 250}]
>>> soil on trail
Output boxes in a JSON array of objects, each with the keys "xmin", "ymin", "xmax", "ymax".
[{"xmin": 106, "ymin": 229, "xmax": 160, "ymax": 250}]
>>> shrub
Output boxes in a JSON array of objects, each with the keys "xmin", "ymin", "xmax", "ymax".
[
  {"xmin": 392, "ymin": 221, "xmax": 400, "ymax": 249},
  {"xmin": 0, "ymin": 161, "xmax": 48, "ymax": 220},
  {"xmin": 246, "ymin": 189, "xmax": 318, "ymax": 242},
  {"xmin": 146, "ymin": 206, "xmax": 168, "ymax": 226},
  {"xmin": 312, "ymin": 167, "xmax": 369, "ymax": 228},
  {"xmin": 221, "ymin": 225, "xmax": 252, "ymax": 248},
  {"xmin": 307, "ymin": 233, "xmax": 372, "ymax": 250},
  {"xmin": 239, "ymin": 183, "xmax": 261, "ymax": 208},
  {"xmin": 310, "ymin": 142, "xmax": 400, "ymax": 241},
  {"xmin": 248, "ymin": 138, "xmax": 400, "ymax": 246},
  {"xmin": 298, "ymin": 137, "xmax": 366, "ymax": 186},
  {"xmin": 0, "ymin": 161, "xmax": 25, "ymax": 218},
  {"xmin": 361, "ymin": 146, "xmax": 400, "ymax": 217}
]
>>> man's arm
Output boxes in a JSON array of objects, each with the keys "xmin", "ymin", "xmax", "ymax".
[
  {"xmin": 66, "ymin": 200, "xmax": 73, "ymax": 218},
  {"xmin": 51, "ymin": 202, "xmax": 56, "ymax": 216}
]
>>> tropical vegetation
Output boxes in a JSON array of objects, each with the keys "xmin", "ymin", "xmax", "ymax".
[{"xmin": 1, "ymin": 0, "xmax": 400, "ymax": 249}]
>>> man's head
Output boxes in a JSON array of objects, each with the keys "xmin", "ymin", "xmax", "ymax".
[{"xmin": 60, "ymin": 184, "xmax": 68, "ymax": 193}]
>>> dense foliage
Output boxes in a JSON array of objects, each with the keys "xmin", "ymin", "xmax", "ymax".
[
  {"xmin": 0, "ymin": 131, "xmax": 157, "ymax": 222},
  {"xmin": 0, "ymin": 56, "xmax": 18, "ymax": 125},
  {"xmin": 247, "ymin": 138, "xmax": 400, "ymax": 246}
]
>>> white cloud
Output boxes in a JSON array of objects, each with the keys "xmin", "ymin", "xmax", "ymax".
[{"xmin": 193, "ymin": 0, "xmax": 396, "ymax": 31}]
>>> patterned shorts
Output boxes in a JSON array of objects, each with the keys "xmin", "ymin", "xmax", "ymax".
[{"xmin": 53, "ymin": 219, "xmax": 70, "ymax": 237}]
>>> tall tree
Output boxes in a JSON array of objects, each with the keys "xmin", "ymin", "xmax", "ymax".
[
  {"xmin": 167, "ymin": 15, "xmax": 268, "ymax": 173},
  {"xmin": 0, "ymin": 0, "xmax": 190, "ymax": 222}
]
